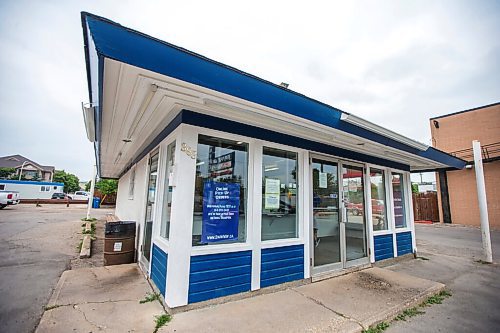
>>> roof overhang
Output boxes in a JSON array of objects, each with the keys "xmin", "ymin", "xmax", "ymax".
[{"xmin": 81, "ymin": 12, "xmax": 466, "ymax": 178}]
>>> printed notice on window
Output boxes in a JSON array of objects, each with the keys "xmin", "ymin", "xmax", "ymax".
[
  {"xmin": 264, "ymin": 178, "xmax": 280, "ymax": 209},
  {"xmin": 202, "ymin": 181, "xmax": 240, "ymax": 243},
  {"xmin": 319, "ymin": 172, "xmax": 327, "ymax": 188}
]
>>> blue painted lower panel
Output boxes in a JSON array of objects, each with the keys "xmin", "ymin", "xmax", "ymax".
[
  {"xmin": 396, "ymin": 232, "xmax": 413, "ymax": 256},
  {"xmin": 188, "ymin": 251, "xmax": 252, "ymax": 303},
  {"xmin": 150, "ymin": 244, "xmax": 167, "ymax": 297},
  {"xmin": 261, "ymin": 245, "xmax": 304, "ymax": 288},
  {"xmin": 374, "ymin": 234, "xmax": 394, "ymax": 261}
]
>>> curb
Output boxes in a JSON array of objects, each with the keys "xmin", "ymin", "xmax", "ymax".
[
  {"xmin": 359, "ymin": 282, "xmax": 446, "ymax": 331},
  {"xmin": 79, "ymin": 223, "xmax": 92, "ymax": 258}
]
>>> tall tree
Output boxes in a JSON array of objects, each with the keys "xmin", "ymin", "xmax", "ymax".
[
  {"xmin": 53, "ymin": 170, "xmax": 80, "ymax": 193},
  {"xmin": 95, "ymin": 179, "xmax": 118, "ymax": 202}
]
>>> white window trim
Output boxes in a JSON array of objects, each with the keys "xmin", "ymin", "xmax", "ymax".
[
  {"xmin": 151, "ymin": 128, "xmax": 181, "ymax": 253},
  {"xmin": 391, "ymin": 171, "xmax": 412, "ymax": 233},
  {"xmin": 189, "ymin": 126, "xmax": 256, "ymax": 251}
]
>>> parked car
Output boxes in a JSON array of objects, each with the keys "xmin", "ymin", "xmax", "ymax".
[
  {"xmin": 68, "ymin": 191, "xmax": 90, "ymax": 201},
  {"xmin": 0, "ymin": 190, "xmax": 20, "ymax": 209},
  {"xmin": 51, "ymin": 192, "xmax": 69, "ymax": 200},
  {"xmin": 347, "ymin": 199, "xmax": 385, "ymax": 216}
]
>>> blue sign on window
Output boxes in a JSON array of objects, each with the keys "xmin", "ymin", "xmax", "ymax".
[{"xmin": 202, "ymin": 181, "xmax": 240, "ymax": 243}]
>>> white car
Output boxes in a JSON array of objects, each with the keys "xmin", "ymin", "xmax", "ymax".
[
  {"xmin": 68, "ymin": 191, "xmax": 91, "ymax": 201},
  {"xmin": 0, "ymin": 191, "xmax": 20, "ymax": 209}
]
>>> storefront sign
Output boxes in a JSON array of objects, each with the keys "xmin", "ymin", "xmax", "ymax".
[
  {"xmin": 393, "ymin": 189, "xmax": 404, "ymax": 227},
  {"xmin": 264, "ymin": 178, "xmax": 280, "ymax": 209},
  {"xmin": 202, "ymin": 181, "xmax": 240, "ymax": 243},
  {"xmin": 209, "ymin": 152, "xmax": 235, "ymax": 181}
]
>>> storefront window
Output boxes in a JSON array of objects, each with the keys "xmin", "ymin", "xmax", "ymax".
[
  {"xmin": 370, "ymin": 168, "xmax": 388, "ymax": 231},
  {"xmin": 261, "ymin": 147, "xmax": 298, "ymax": 241},
  {"xmin": 192, "ymin": 135, "xmax": 248, "ymax": 246},
  {"xmin": 392, "ymin": 173, "xmax": 407, "ymax": 228},
  {"xmin": 160, "ymin": 142, "xmax": 176, "ymax": 239}
]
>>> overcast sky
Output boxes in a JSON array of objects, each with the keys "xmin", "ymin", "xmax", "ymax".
[{"xmin": 0, "ymin": 0, "xmax": 498, "ymax": 181}]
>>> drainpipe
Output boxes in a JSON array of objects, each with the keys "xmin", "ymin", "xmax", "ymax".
[{"xmin": 472, "ymin": 140, "xmax": 492, "ymax": 263}]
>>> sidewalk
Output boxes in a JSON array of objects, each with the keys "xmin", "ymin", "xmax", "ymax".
[
  {"xmin": 37, "ymin": 264, "xmax": 443, "ymax": 333},
  {"xmin": 36, "ymin": 264, "xmax": 165, "ymax": 332}
]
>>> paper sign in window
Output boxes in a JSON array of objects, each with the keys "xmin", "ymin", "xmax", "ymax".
[
  {"xmin": 319, "ymin": 172, "xmax": 327, "ymax": 188},
  {"xmin": 264, "ymin": 178, "xmax": 280, "ymax": 209}
]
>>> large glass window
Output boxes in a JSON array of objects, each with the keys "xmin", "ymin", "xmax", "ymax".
[
  {"xmin": 392, "ymin": 173, "xmax": 407, "ymax": 228},
  {"xmin": 261, "ymin": 147, "xmax": 298, "ymax": 241},
  {"xmin": 192, "ymin": 135, "xmax": 248, "ymax": 246},
  {"xmin": 160, "ymin": 142, "xmax": 176, "ymax": 239},
  {"xmin": 369, "ymin": 168, "xmax": 388, "ymax": 231}
]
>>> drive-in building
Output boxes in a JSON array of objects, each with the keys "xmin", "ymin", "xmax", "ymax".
[{"xmin": 81, "ymin": 12, "xmax": 465, "ymax": 309}]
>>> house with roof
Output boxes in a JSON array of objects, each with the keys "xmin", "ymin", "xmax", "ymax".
[
  {"xmin": 80, "ymin": 12, "xmax": 465, "ymax": 309},
  {"xmin": 0, "ymin": 154, "xmax": 55, "ymax": 181}
]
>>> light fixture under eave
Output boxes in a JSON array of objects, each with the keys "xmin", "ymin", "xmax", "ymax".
[
  {"xmin": 81, "ymin": 102, "xmax": 96, "ymax": 142},
  {"xmin": 122, "ymin": 139, "xmax": 132, "ymax": 143}
]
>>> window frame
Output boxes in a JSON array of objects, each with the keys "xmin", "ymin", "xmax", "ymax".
[
  {"xmin": 159, "ymin": 140, "xmax": 177, "ymax": 240},
  {"xmin": 368, "ymin": 167, "xmax": 390, "ymax": 232},
  {"xmin": 190, "ymin": 127, "xmax": 256, "ymax": 255}
]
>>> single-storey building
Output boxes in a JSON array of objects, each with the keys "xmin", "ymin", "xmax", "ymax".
[
  {"xmin": 0, "ymin": 154, "xmax": 55, "ymax": 181},
  {"xmin": 81, "ymin": 12, "xmax": 465, "ymax": 309}
]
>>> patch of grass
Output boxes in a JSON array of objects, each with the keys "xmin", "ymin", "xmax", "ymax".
[
  {"xmin": 421, "ymin": 290, "xmax": 452, "ymax": 306},
  {"xmin": 394, "ymin": 307, "xmax": 425, "ymax": 321},
  {"xmin": 81, "ymin": 217, "xmax": 97, "ymax": 222},
  {"xmin": 154, "ymin": 313, "xmax": 171, "ymax": 332},
  {"xmin": 140, "ymin": 292, "xmax": 160, "ymax": 304},
  {"xmin": 363, "ymin": 322, "xmax": 389, "ymax": 333}
]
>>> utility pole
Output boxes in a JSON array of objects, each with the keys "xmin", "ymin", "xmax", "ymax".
[
  {"xmin": 472, "ymin": 140, "xmax": 492, "ymax": 263},
  {"xmin": 86, "ymin": 165, "xmax": 97, "ymax": 220}
]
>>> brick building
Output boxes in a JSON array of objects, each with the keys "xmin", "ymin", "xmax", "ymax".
[{"xmin": 431, "ymin": 102, "xmax": 500, "ymax": 228}]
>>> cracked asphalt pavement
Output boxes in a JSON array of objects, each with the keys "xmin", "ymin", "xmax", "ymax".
[{"xmin": 0, "ymin": 204, "xmax": 112, "ymax": 333}]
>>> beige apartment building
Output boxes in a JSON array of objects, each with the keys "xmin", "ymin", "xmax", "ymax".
[{"xmin": 431, "ymin": 102, "xmax": 500, "ymax": 228}]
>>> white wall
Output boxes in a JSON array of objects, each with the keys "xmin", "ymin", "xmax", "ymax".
[{"xmin": 115, "ymin": 155, "xmax": 149, "ymax": 261}]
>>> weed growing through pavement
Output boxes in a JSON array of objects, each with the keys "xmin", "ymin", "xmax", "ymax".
[
  {"xmin": 81, "ymin": 217, "xmax": 97, "ymax": 222},
  {"xmin": 154, "ymin": 314, "xmax": 171, "ymax": 332},
  {"xmin": 394, "ymin": 307, "xmax": 425, "ymax": 321},
  {"xmin": 44, "ymin": 304, "xmax": 61, "ymax": 311},
  {"xmin": 140, "ymin": 292, "xmax": 160, "ymax": 304},
  {"xmin": 421, "ymin": 290, "xmax": 452, "ymax": 306},
  {"xmin": 76, "ymin": 240, "xmax": 83, "ymax": 252},
  {"xmin": 362, "ymin": 321, "xmax": 389, "ymax": 333},
  {"xmin": 363, "ymin": 290, "xmax": 452, "ymax": 332}
]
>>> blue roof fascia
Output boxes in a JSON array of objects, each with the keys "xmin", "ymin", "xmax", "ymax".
[
  {"xmin": 81, "ymin": 12, "xmax": 465, "ymax": 171},
  {"xmin": 0, "ymin": 180, "xmax": 65, "ymax": 186}
]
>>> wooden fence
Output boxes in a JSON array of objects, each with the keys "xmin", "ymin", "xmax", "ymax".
[{"xmin": 412, "ymin": 192, "xmax": 439, "ymax": 222}]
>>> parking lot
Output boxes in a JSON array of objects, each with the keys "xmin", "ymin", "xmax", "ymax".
[{"xmin": 0, "ymin": 204, "xmax": 113, "ymax": 333}]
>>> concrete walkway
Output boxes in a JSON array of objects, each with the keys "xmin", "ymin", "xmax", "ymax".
[
  {"xmin": 162, "ymin": 267, "xmax": 443, "ymax": 333},
  {"xmin": 36, "ymin": 264, "xmax": 165, "ymax": 333},
  {"xmin": 36, "ymin": 264, "xmax": 443, "ymax": 333}
]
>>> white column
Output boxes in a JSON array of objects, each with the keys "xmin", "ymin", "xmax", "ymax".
[
  {"xmin": 406, "ymin": 172, "xmax": 417, "ymax": 254},
  {"xmin": 251, "ymin": 141, "xmax": 262, "ymax": 290},
  {"xmin": 302, "ymin": 151, "xmax": 311, "ymax": 278},
  {"xmin": 365, "ymin": 166, "xmax": 375, "ymax": 263},
  {"xmin": 165, "ymin": 125, "xmax": 198, "ymax": 307},
  {"xmin": 472, "ymin": 140, "xmax": 493, "ymax": 263}
]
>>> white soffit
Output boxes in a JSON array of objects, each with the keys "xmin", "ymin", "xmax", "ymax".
[{"xmin": 99, "ymin": 59, "xmax": 445, "ymax": 177}]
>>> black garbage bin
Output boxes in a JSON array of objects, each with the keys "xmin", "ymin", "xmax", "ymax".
[{"xmin": 104, "ymin": 221, "xmax": 136, "ymax": 266}]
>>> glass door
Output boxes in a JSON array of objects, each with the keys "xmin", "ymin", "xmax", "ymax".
[
  {"xmin": 311, "ymin": 156, "xmax": 369, "ymax": 274},
  {"xmin": 312, "ymin": 158, "xmax": 341, "ymax": 272},
  {"xmin": 341, "ymin": 163, "xmax": 369, "ymax": 267},
  {"xmin": 141, "ymin": 151, "xmax": 159, "ymax": 268}
]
